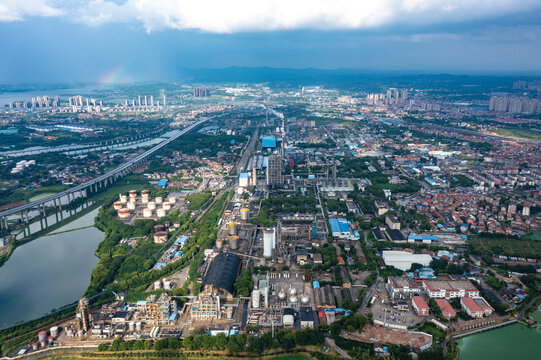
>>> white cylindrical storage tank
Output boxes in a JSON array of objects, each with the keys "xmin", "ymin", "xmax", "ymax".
[
  {"xmin": 129, "ymin": 190, "xmax": 137, "ymax": 199},
  {"xmin": 157, "ymin": 208, "xmax": 166, "ymax": 217},
  {"xmin": 263, "ymin": 228, "xmax": 274, "ymax": 258},
  {"xmin": 147, "ymin": 202, "xmax": 156, "ymax": 210},
  {"xmin": 143, "ymin": 208, "xmax": 152, "ymax": 218},
  {"xmin": 240, "ymin": 208, "xmax": 249, "ymax": 221},
  {"xmin": 155, "ymin": 197, "xmax": 162, "ymax": 204},
  {"xmin": 118, "ymin": 209, "xmax": 130, "ymax": 219},
  {"xmin": 38, "ymin": 331, "xmax": 47, "ymax": 341},
  {"xmin": 136, "ymin": 322, "xmax": 142, "ymax": 331},
  {"xmin": 141, "ymin": 190, "xmax": 149, "ymax": 199},
  {"xmin": 168, "ymin": 196, "xmax": 176, "ymax": 204},
  {"xmin": 129, "ymin": 322, "xmax": 135, "ymax": 331},
  {"xmin": 113, "ymin": 201, "xmax": 122, "ymax": 210},
  {"xmin": 50, "ymin": 326, "xmax": 59, "ymax": 338},
  {"xmin": 120, "ymin": 195, "xmax": 128, "ymax": 203},
  {"xmin": 142, "ymin": 197, "xmax": 149, "ymax": 204},
  {"xmin": 229, "ymin": 236, "xmax": 239, "ymax": 250},
  {"xmin": 216, "ymin": 238, "xmax": 223, "ymax": 249},
  {"xmin": 154, "ymin": 280, "xmax": 162, "ymax": 289},
  {"xmin": 252, "ymin": 290, "xmax": 260, "ymax": 308},
  {"xmin": 154, "ymin": 231, "xmax": 168, "ymax": 243},
  {"xmin": 228, "ymin": 222, "xmax": 238, "ymax": 236},
  {"xmin": 127, "ymin": 202, "xmax": 136, "ymax": 210},
  {"xmin": 162, "ymin": 202, "xmax": 171, "ymax": 210}
]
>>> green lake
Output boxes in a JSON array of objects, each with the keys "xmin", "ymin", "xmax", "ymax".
[{"xmin": 457, "ymin": 305, "xmax": 541, "ymax": 360}]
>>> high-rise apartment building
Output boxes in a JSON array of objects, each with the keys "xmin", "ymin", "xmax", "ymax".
[{"xmin": 266, "ymin": 155, "xmax": 283, "ymax": 186}]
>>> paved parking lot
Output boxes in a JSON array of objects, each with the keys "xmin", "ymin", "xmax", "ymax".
[{"xmin": 370, "ymin": 297, "xmax": 423, "ymax": 327}]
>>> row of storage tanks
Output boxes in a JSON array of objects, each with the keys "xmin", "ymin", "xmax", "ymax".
[
  {"xmin": 11, "ymin": 159, "xmax": 36, "ymax": 174},
  {"xmin": 128, "ymin": 321, "xmax": 143, "ymax": 332},
  {"xmin": 252, "ymin": 286, "xmax": 310, "ymax": 308},
  {"xmin": 154, "ymin": 278, "xmax": 174, "ymax": 290},
  {"xmin": 214, "ymin": 209, "xmax": 250, "ymax": 250},
  {"xmin": 153, "ymin": 224, "xmax": 168, "ymax": 243},
  {"xmin": 33, "ymin": 327, "xmax": 59, "ymax": 350},
  {"xmin": 115, "ymin": 190, "xmax": 176, "ymax": 219}
]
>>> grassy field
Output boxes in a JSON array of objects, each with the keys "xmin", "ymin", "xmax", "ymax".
[
  {"xmin": 494, "ymin": 128, "xmax": 541, "ymax": 141},
  {"xmin": 470, "ymin": 236, "xmax": 541, "ymax": 258},
  {"xmin": 523, "ymin": 231, "xmax": 541, "ymax": 241}
]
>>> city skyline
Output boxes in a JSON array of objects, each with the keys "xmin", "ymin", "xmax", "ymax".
[{"xmin": 1, "ymin": 1, "xmax": 541, "ymax": 83}]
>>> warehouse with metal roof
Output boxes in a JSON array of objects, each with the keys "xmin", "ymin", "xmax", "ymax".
[{"xmin": 201, "ymin": 252, "xmax": 241, "ymax": 298}]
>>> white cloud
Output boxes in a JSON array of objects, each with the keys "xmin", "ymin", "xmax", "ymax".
[
  {"xmin": 1, "ymin": 0, "xmax": 541, "ymax": 33},
  {"xmin": 0, "ymin": 0, "xmax": 64, "ymax": 22}
]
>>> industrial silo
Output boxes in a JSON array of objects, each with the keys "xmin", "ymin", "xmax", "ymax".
[
  {"xmin": 228, "ymin": 222, "xmax": 238, "ymax": 236},
  {"xmin": 229, "ymin": 236, "xmax": 239, "ymax": 250},
  {"xmin": 240, "ymin": 208, "xmax": 249, "ymax": 221},
  {"xmin": 263, "ymin": 228, "xmax": 275, "ymax": 258},
  {"xmin": 215, "ymin": 238, "xmax": 224, "ymax": 249}
]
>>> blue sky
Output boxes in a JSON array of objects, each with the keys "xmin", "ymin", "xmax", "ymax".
[{"xmin": 1, "ymin": 0, "xmax": 541, "ymax": 83}]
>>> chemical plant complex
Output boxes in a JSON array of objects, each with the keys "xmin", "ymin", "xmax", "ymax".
[{"xmin": 1, "ymin": 80, "xmax": 540, "ymax": 360}]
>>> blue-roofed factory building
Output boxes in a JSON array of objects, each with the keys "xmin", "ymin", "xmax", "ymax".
[
  {"xmin": 329, "ymin": 218, "xmax": 359, "ymax": 240},
  {"xmin": 408, "ymin": 233, "xmax": 440, "ymax": 244},
  {"xmin": 262, "ymin": 136, "xmax": 277, "ymax": 149}
]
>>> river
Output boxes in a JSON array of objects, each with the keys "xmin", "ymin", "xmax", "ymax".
[
  {"xmin": 457, "ymin": 306, "xmax": 541, "ymax": 359},
  {"xmin": 0, "ymin": 208, "xmax": 103, "ymax": 329}
]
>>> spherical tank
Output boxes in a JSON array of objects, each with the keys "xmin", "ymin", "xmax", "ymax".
[
  {"xmin": 289, "ymin": 296, "xmax": 297, "ymax": 304},
  {"xmin": 301, "ymin": 295, "xmax": 310, "ymax": 304},
  {"xmin": 278, "ymin": 291, "xmax": 287, "ymax": 300},
  {"xmin": 289, "ymin": 287, "xmax": 298, "ymax": 296}
]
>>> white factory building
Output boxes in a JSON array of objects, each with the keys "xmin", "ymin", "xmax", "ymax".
[{"xmin": 381, "ymin": 250, "xmax": 433, "ymax": 271}]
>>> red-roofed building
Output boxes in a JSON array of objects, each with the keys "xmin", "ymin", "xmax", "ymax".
[
  {"xmin": 412, "ymin": 297, "xmax": 430, "ymax": 316},
  {"xmin": 435, "ymin": 299, "xmax": 456, "ymax": 320},
  {"xmin": 460, "ymin": 297, "xmax": 494, "ymax": 318}
]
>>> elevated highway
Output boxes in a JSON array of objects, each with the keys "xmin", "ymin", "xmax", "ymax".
[{"xmin": 0, "ymin": 114, "xmax": 220, "ymax": 228}]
